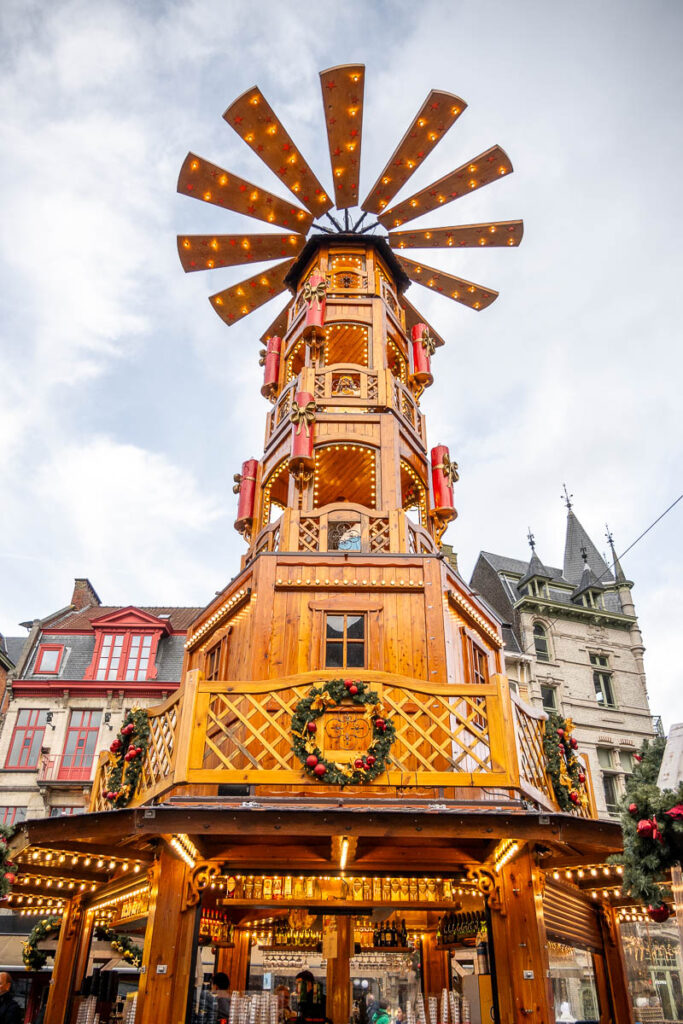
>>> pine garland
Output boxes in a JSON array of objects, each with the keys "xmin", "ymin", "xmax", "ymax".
[
  {"xmin": 291, "ymin": 678, "xmax": 396, "ymax": 786},
  {"xmin": 543, "ymin": 712, "xmax": 588, "ymax": 813},
  {"xmin": 104, "ymin": 708, "xmax": 151, "ymax": 808},
  {"xmin": 0, "ymin": 823, "xmax": 17, "ymax": 898},
  {"xmin": 94, "ymin": 924, "xmax": 143, "ymax": 967},
  {"xmin": 23, "ymin": 915, "xmax": 62, "ymax": 970},
  {"xmin": 610, "ymin": 735, "xmax": 683, "ymax": 912}
]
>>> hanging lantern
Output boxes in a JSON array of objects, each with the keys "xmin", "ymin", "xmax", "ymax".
[
  {"xmin": 233, "ymin": 458, "xmax": 258, "ymax": 534},
  {"xmin": 289, "ymin": 391, "xmax": 316, "ymax": 476},
  {"xmin": 302, "ymin": 272, "xmax": 327, "ymax": 339},
  {"xmin": 410, "ymin": 323, "xmax": 435, "ymax": 388},
  {"xmin": 260, "ymin": 335, "xmax": 282, "ymax": 398},
  {"xmin": 431, "ymin": 445, "xmax": 458, "ymax": 520}
]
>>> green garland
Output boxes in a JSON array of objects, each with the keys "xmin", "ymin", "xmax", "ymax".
[
  {"xmin": 94, "ymin": 924, "xmax": 143, "ymax": 967},
  {"xmin": 609, "ymin": 736, "xmax": 683, "ymax": 913},
  {"xmin": 543, "ymin": 712, "xmax": 588, "ymax": 813},
  {"xmin": 291, "ymin": 678, "xmax": 396, "ymax": 786},
  {"xmin": 104, "ymin": 708, "xmax": 151, "ymax": 808},
  {"xmin": 23, "ymin": 916, "xmax": 62, "ymax": 970},
  {"xmin": 0, "ymin": 823, "xmax": 17, "ymax": 898}
]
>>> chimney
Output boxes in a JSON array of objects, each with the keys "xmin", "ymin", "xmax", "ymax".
[{"xmin": 71, "ymin": 578, "xmax": 102, "ymax": 611}]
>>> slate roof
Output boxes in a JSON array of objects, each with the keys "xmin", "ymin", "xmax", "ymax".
[
  {"xmin": 21, "ymin": 632, "xmax": 189, "ymax": 683},
  {"xmin": 2, "ymin": 636, "xmax": 26, "ymax": 667},
  {"xmin": 479, "ymin": 552, "xmax": 566, "ymax": 582},
  {"xmin": 564, "ymin": 511, "xmax": 613, "ymax": 587},
  {"xmin": 47, "ymin": 606, "xmax": 202, "ymax": 632}
]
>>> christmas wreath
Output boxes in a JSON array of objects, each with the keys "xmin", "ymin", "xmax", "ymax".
[
  {"xmin": 609, "ymin": 735, "xmax": 683, "ymax": 919},
  {"xmin": 291, "ymin": 678, "xmax": 396, "ymax": 786},
  {"xmin": 104, "ymin": 708, "xmax": 151, "ymax": 809},
  {"xmin": 543, "ymin": 712, "xmax": 588, "ymax": 813},
  {"xmin": 23, "ymin": 915, "xmax": 62, "ymax": 970},
  {"xmin": 94, "ymin": 924, "xmax": 143, "ymax": 967},
  {"xmin": 0, "ymin": 823, "xmax": 17, "ymax": 898}
]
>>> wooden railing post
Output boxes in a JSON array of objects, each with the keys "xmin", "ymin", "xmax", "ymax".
[
  {"xmin": 172, "ymin": 670, "xmax": 202, "ymax": 788},
  {"xmin": 43, "ymin": 897, "xmax": 87, "ymax": 1024},
  {"xmin": 495, "ymin": 673, "xmax": 520, "ymax": 791}
]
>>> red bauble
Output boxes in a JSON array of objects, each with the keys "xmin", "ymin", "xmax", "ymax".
[
  {"xmin": 578, "ymin": 773, "xmax": 586, "ymax": 784},
  {"xmin": 629, "ymin": 802, "xmax": 638, "ymax": 816},
  {"xmin": 349, "ymin": 685, "xmax": 359, "ymax": 695},
  {"xmin": 313, "ymin": 763, "xmax": 327, "ymax": 777},
  {"xmin": 570, "ymin": 738, "xmax": 578, "ymax": 749},
  {"xmin": 122, "ymin": 723, "xmax": 135, "ymax": 735},
  {"xmin": 305, "ymin": 755, "xmax": 318, "ymax": 768},
  {"xmin": 557, "ymin": 728, "xmax": 565, "ymax": 738},
  {"xmin": 559, "ymin": 744, "xmax": 565, "ymax": 754},
  {"xmin": 344, "ymin": 680, "xmax": 353, "ymax": 689},
  {"xmin": 637, "ymin": 819, "xmax": 654, "ymax": 837},
  {"xmin": 634, "ymin": 754, "xmax": 643, "ymax": 762},
  {"xmin": 354, "ymin": 759, "xmax": 364, "ymax": 769},
  {"xmin": 307, "ymin": 722, "xmax": 317, "ymax": 733},
  {"xmin": 647, "ymin": 904, "xmax": 670, "ymax": 923},
  {"xmin": 366, "ymin": 755, "xmax": 376, "ymax": 766},
  {"xmin": 110, "ymin": 739, "xmax": 122, "ymax": 753},
  {"xmin": 569, "ymin": 791, "xmax": 579, "ymax": 804},
  {"xmin": 666, "ymin": 804, "xmax": 683, "ymax": 820},
  {"xmin": 4, "ymin": 873, "xmax": 16, "ymax": 885}
]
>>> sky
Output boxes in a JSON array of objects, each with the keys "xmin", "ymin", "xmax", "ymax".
[{"xmin": 1, "ymin": 0, "xmax": 681, "ymax": 720}]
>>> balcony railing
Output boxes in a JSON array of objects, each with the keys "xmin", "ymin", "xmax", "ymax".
[
  {"xmin": 250, "ymin": 506, "xmax": 438, "ymax": 557},
  {"xmin": 37, "ymin": 754, "xmax": 96, "ymax": 784},
  {"xmin": 89, "ymin": 670, "xmax": 597, "ymax": 818}
]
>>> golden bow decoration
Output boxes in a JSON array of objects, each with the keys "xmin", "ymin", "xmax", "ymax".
[
  {"xmin": 290, "ymin": 400, "xmax": 317, "ymax": 436},
  {"xmin": 437, "ymin": 452, "xmax": 459, "ymax": 484},
  {"xmin": 258, "ymin": 348, "xmax": 267, "ymax": 366},
  {"xmin": 232, "ymin": 472, "xmax": 242, "ymax": 494},
  {"xmin": 302, "ymin": 277, "xmax": 328, "ymax": 308},
  {"xmin": 372, "ymin": 701, "xmax": 390, "ymax": 719},
  {"xmin": 419, "ymin": 330, "xmax": 437, "ymax": 357},
  {"xmin": 311, "ymin": 693, "xmax": 337, "ymax": 712}
]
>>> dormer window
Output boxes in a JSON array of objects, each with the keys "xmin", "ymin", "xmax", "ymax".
[
  {"xmin": 35, "ymin": 644, "xmax": 64, "ymax": 675},
  {"xmin": 85, "ymin": 608, "xmax": 171, "ymax": 684}
]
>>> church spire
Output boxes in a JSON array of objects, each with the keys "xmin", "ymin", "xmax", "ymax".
[
  {"xmin": 605, "ymin": 525, "xmax": 633, "ymax": 587},
  {"xmin": 518, "ymin": 528, "xmax": 551, "ymax": 588}
]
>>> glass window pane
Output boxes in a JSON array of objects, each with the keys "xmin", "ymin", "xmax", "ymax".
[
  {"xmin": 541, "ymin": 685, "xmax": 556, "ymax": 710},
  {"xmin": 619, "ymin": 750, "xmax": 634, "ymax": 773},
  {"xmin": 325, "ymin": 642, "xmax": 344, "ymax": 667},
  {"xmin": 603, "ymin": 774, "xmax": 619, "ymax": 809},
  {"xmin": 39, "ymin": 649, "xmax": 60, "ymax": 671},
  {"xmin": 346, "ymin": 615, "xmax": 365, "ymax": 639},
  {"xmin": 597, "ymin": 748, "xmax": 612, "ymax": 769},
  {"xmin": 346, "ymin": 645, "xmax": 365, "ymax": 668},
  {"xmin": 326, "ymin": 616, "xmax": 345, "ymax": 639}
]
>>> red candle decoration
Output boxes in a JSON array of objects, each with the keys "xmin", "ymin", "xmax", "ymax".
[
  {"xmin": 410, "ymin": 323, "xmax": 435, "ymax": 388},
  {"xmin": 234, "ymin": 458, "xmax": 258, "ymax": 534},
  {"xmin": 430, "ymin": 445, "xmax": 457, "ymax": 521},
  {"xmin": 302, "ymin": 272, "xmax": 327, "ymax": 338},
  {"xmin": 289, "ymin": 391, "xmax": 316, "ymax": 475},
  {"xmin": 261, "ymin": 335, "xmax": 282, "ymax": 398}
]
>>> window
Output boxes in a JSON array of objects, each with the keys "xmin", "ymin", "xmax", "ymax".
[
  {"xmin": 0, "ymin": 806, "xmax": 27, "ymax": 826},
  {"xmin": 619, "ymin": 750, "xmax": 635, "ymax": 775},
  {"xmin": 205, "ymin": 639, "xmax": 225, "ymax": 682},
  {"xmin": 462, "ymin": 634, "xmax": 490, "ymax": 685},
  {"xmin": 5, "ymin": 709, "xmax": 48, "ymax": 768},
  {"xmin": 533, "ymin": 624, "xmax": 550, "ymax": 662},
  {"xmin": 34, "ymin": 644, "xmax": 64, "ymax": 674},
  {"xmin": 598, "ymin": 747, "xmax": 619, "ymax": 815},
  {"xmin": 325, "ymin": 614, "xmax": 365, "ymax": 668},
  {"xmin": 49, "ymin": 806, "xmax": 83, "ymax": 817},
  {"xmin": 96, "ymin": 633, "xmax": 154, "ymax": 682},
  {"xmin": 540, "ymin": 684, "xmax": 557, "ymax": 711},
  {"xmin": 60, "ymin": 711, "xmax": 102, "ymax": 780},
  {"xmin": 590, "ymin": 653, "xmax": 615, "ymax": 707}
]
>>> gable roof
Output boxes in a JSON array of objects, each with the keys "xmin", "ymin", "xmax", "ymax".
[
  {"xmin": 45, "ymin": 606, "xmax": 202, "ymax": 632},
  {"xmin": 563, "ymin": 511, "xmax": 613, "ymax": 587}
]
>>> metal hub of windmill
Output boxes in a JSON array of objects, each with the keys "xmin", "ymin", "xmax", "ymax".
[{"xmin": 177, "ymin": 63, "xmax": 523, "ymax": 325}]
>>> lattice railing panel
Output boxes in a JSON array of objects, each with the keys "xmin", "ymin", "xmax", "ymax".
[
  {"xmin": 138, "ymin": 699, "xmax": 180, "ymax": 795},
  {"xmin": 513, "ymin": 699, "xmax": 551, "ymax": 797},
  {"xmin": 203, "ymin": 686, "xmax": 311, "ymax": 772},
  {"xmin": 369, "ymin": 517, "xmax": 391, "ymax": 553},
  {"xmin": 298, "ymin": 517, "xmax": 320, "ymax": 552}
]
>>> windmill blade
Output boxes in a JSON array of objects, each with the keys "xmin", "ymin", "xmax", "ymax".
[
  {"xmin": 223, "ymin": 87, "xmax": 332, "ymax": 216},
  {"xmin": 397, "ymin": 256, "xmax": 498, "ymax": 311},
  {"xmin": 178, "ymin": 153, "xmax": 313, "ymax": 232},
  {"xmin": 209, "ymin": 259, "xmax": 296, "ymax": 326},
  {"xmin": 177, "ymin": 233, "xmax": 305, "ymax": 272},
  {"xmin": 378, "ymin": 145, "xmax": 513, "ymax": 229},
  {"xmin": 319, "ymin": 64, "xmax": 365, "ymax": 210},
  {"xmin": 389, "ymin": 220, "xmax": 524, "ymax": 250},
  {"xmin": 362, "ymin": 90, "xmax": 466, "ymax": 215}
]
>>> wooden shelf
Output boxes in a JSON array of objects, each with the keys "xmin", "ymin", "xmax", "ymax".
[
  {"xmin": 259, "ymin": 945, "xmax": 322, "ymax": 953},
  {"xmin": 435, "ymin": 942, "xmax": 476, "ymax": 951},
  {"xmin": 356, "ymin": 946, "xmax": 412, "ymax": 953}
]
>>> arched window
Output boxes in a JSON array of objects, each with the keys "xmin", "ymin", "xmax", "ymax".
[{"xmin": 533, "ymin": 623, "xmax": 550, "ymax": 662}]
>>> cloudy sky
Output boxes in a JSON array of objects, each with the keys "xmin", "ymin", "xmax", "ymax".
[{"xmin": 1, "ymin": 0, "xmax": 681, "ymax": 719}]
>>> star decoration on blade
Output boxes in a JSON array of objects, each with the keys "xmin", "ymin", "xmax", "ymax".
[{"xmin": 177, "ymin": 64, "xmax": 523, "ymax": 327}]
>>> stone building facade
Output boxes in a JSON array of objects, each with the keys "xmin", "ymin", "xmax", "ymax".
[{"xmin": 470, "ymin": 507, "xmax": 657, "ymax": 818}]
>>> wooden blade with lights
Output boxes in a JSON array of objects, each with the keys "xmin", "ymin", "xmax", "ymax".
[
  {"xmin": 389, "ymin": 220, "xmax": 523, "ymax": 250},
  {"xmin": 223, "ymin": 88, "xmax": 332, "ymax": 216},
  {"xmin": 177, "ymin": 233, "xmax": 305, "ymax": 272},
  {"xmin": 209, "ymin": 259, "xmax": 296, "ymax": 326},
  {"xmin": 378, "ymin": 145, "xmax": 513, "ymax": 229},
  {"xmin": 397, "ymin": 256, "xmax": 498, "ymax": 311},
  {"xmin": 320, "ymin": 64, "xmax": 365, "ymax": 209},
  {"xmin": 178, "ymin": 153, "xmax": 313, "ymax": 232},
  {"xmin": 362, "ymin": 90, "xmax": 466, "ymax": 215}
]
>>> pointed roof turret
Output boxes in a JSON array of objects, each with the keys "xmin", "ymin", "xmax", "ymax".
[
  {"xmin": 518, "ymin": 529, "xmax": 552, "ymax": 588},
  {"xmin": 562, "ymin": 494, "xmax": 613, "ymax": 586},
  {"xmin": 572, "ymin": 545, "xmax": 606, "ymax": 601},
  {"xmin": 605, "ymin": 525, "xmax": 633, "ymax": 587}
]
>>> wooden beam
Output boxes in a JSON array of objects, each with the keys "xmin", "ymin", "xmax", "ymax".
[
  {"xmin": 43, "ymin": 898, "xmax": 87, "ymax": 1024},
  {"xmin": 319, "ymin": 64, "xmax": 365, "ymax": 209}
]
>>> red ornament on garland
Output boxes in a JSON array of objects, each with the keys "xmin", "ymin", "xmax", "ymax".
[
  {"xmin": 557, "ymin": 728, "xmax": 565, "ymax": 738},
  {"xmin": 633, "ymin": 754, "xmax": 643, "ymax": 762},
  {"xmin": 570, "ymin": 738, "xmax": 578, "ymax": 750},
  {"xmin": 665, "ymin": 804, "xmax": 683, "ymax": 820},
  {"xmin": 569, "ymin": 791, "xmax": 579, "ymax": 804},
  {"xmin": 647, "ymin": 904, "xmax": 670, "ymax": 923},
  {"xmin": 121, "ymin": 723, "xmax": 135, "ymax": 736},
  {"xmin": 579, "ymin": 772, "xmax": 586, "ymax": 784},
  {"xmin": 637, "ymin": 819, "xmax": 654, "ymax": 838},
  {"xmin": 366, "ymin": 755, "xmax": 376, "ymax": 766},
  {"xmin": 354, "ymin": 759, "xmax": 364, "ymax": 769},
  {"xmin": 628, "ymin": 802, "xmax": 638, "ymax": 816},
  {"xmin": 4, "ymin": 873, "xmax": 16, "ymax": 885},
  {"xmin": 348, "ymin": 685, "xmax": 359, "ymax": 696},
  {"xmin": 110, "ymin": 739, "xmax": 122, "ymax": 753},
  {"xmin": 313, "ymin": 763, "xmax": 327, "ymax": 777},
  {"xmin": 307, "ymin": 722, "xmax": 317, "ymax": 733},
  {"xmin": 344, "ymin": 680, "xmax": 353, "ymax": 689},
  {"xmin": 305, "ymin": 755, "xmax": 318, "ymax": 768}
]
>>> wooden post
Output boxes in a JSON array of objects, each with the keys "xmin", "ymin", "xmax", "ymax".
[
  {"xmin": 136, "ymin": 847, "xmax": 197, "ymax": 1024},
  {"xmin": 217, "ymin": 929, "xmax": 251, "ymax": 991},
  {"xmin": 421, "ymin": 933, "xmax": 449, "ymax": 997},
  {"xmin": 325, "ymin": 915, "xmax": 352, "ymax": 1024},
  {"xmin": 598, "ymin": 904, "xmax": 634, "ymax": 1024},
  {"xmin": 43, "ymin": 896, "xmax": 86, "ymax": 1024},
  {"xmin": 487, "ymin": 849, "xmax": 553, "ymax": 1024}
]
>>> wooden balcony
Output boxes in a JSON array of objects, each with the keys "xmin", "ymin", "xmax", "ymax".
[
  {"xmin": 251, "ymin": 506, "xmax": 437, "ymax": 556},
  {"xmin": 88, "ymin": 670, "xmax": 597, "ymax": 818}
]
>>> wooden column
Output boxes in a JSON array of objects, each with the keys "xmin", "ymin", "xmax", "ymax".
[
  {"xmin": 217, "ymin": 929, "xmax": 251, "ymax": 991},
  {"xmin": 421, "ymin": 933, "xmax": 449, "ymax": 996},
  {"xmin": 487, "ymin": 849, "xmax": 553, "ymax": 1024},
  {"xmin": 136, "ymin": 847, "xmax": 197, "ymax": 1024},
  {"xmin": 325, "ymin": 915, "xmax": 352, "ymax": 1024},
  {"xmin": 44, "ymin": 896, "xmax": 87, "ymax": 1024},
  {"xmin": 599, "ymin": 904, "xmax": 634, "ymax": 1024}
]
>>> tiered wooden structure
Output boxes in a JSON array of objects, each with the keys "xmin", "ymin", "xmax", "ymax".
[{"xmin": 8, "ymin": 66, "xmax": 634, "ymax": 1024}]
